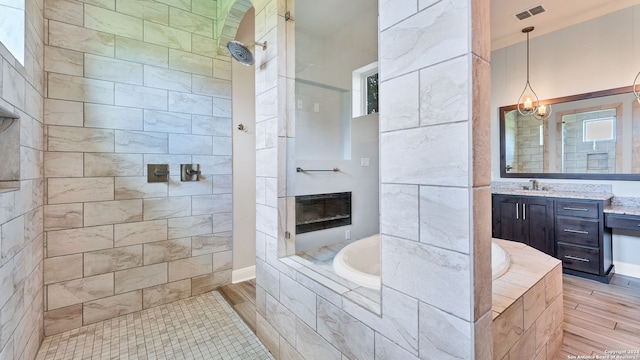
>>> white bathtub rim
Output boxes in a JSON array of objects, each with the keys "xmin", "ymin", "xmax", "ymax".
[
  {"xmin": 491, "ymin": 242, "xmax": 510, "ymax": 280},
  {"xmin": 333, "ymin": 234, "xmax": 381, "ymax": 290}
]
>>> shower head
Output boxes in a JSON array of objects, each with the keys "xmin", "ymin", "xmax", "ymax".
[{"xmin": 226, "ymin": 40, "xmax": 267, "ymax": 66}]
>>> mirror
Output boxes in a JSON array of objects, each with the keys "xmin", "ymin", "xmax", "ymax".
[{"xmin": 500, "ymin": 86, "xmax": 640, "ymax": 180}]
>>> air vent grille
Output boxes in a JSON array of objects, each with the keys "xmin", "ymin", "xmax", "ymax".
[{"xmin": 513, "ymin": 4, "xmax": 546, "ymax": 21}]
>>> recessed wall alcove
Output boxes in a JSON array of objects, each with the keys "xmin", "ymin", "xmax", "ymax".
[{"xmin": 0, "ymin": 104, "xmax": 20, "ymax": 192}]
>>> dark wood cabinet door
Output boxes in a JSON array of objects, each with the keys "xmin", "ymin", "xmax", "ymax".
[
  {"xmin": 523, "ymin": 198, "xmax": 555, "ymax": 256},
  {"xmin": 492, "ymin": 195, "xmax": 519, "ymax": 241}
]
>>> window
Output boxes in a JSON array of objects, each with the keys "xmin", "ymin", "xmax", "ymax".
[
  {"xmin": 583, "ymin": 117, "xmax": 615, "ymax": 142},
  {"xmin": 0, "ymin": 0, "xmax": 25, "ymax": 65},
  {"xmin": 352, "ymin": 62, "xmax": 378, "ymax": 117}
]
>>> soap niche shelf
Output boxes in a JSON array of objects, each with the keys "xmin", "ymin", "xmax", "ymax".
[{"xmin": 0, "ymin": 104, "xmax": 21, "ymax": 193}]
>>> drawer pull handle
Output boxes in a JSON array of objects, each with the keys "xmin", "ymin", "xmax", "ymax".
[
  {"xmin": 563, "ymin": 207, "xmax": 589, "ymax": 212},
  {"xmin": 564, "ymin": 255, "xmax": 590, "ymax": 263},
  {"xmin": 563, "ymin": 229, "xmax": 589, "ymax": 235}
]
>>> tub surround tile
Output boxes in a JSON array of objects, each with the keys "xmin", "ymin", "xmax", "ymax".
[
  {"xmin": 295, "ymin": 318, "xmax": 341, "ymax": 360},
  {"xmin": 380, "ymin": 184, "xmax": 419, "ymax": 241},
  {"xmin": 419, "ymin": 301, "xmax": 472, "ymax": 359},
  {"xmin": 279, "ymin": 274, "xmax": 316, "ymax": 329},
  {"xmin": 256, "ymin": 313, "xmax": 280, "ymax": 357},
  {"xmin": 523, "ymin": 280, "xmax": 546, "ymax": 330},
  {"xmin": 265, "ymin": 293, "xmax": 296, "ymax": 344},
  {"xmin": 420, "ymin": 186, "xmax": 470, "ymax": 253},
  {"xmin": 317, "ymin": 297, "xmax": 375, "ymax": 360},
  {"xmin": 379, "ymin": 72, "xmax": 419, "ymax": 132},
  {"xmin": 419, "ymin": 55, "xmax": 469, "ymax": 127},
  {"xmin": 492, "ymin": 298, "xmax": 524, "ymax": 360}
]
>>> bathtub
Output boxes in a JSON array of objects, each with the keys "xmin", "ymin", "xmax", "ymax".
[{"xmin": 333, "ymin": 234, "xmax": 510, "ymax": 289}]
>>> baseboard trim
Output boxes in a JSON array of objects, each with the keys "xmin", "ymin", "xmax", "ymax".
[
  {"xmin": 613, "ymin": 261, "xmax": 640, "ymax": 279},
  {"xmin": 232, "ymin": 265, "xmax": 256, "ymax": 283}
]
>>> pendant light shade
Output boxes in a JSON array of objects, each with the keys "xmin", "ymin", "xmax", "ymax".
[{"xmin": 517, "ymin": 27, "xmax": 551, "ymax": 120}]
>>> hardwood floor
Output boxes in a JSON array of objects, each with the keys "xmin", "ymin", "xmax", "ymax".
[
  {"xmin": 219, "ymin": 275, "xmax": 640, "ymax": 358},
  {"xmin": 555, "ymin": 274, "xmax": 640, "ymax": 359},
  {"xmin": 218, "ymin": 279, "xmax": 257, "ymax": 333}
]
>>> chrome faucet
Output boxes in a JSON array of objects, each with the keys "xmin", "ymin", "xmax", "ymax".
[{"xmin": 529, "ymin": 179, "xmax": 539, "ymax": 191}]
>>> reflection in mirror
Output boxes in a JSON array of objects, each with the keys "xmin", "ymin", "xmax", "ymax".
[{"xmin": 500, "ymin": 87, "xmax": 640, "ymax": 179}]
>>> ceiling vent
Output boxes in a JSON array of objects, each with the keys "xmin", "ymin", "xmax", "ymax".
[{"xmin": 514, "ymin": 4, "xmax": 546, "ymax": 21}]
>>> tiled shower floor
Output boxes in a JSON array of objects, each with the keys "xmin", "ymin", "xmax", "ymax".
[{"xmin": 35, "ymin": 291, "xmax": 273, "ymax": 360}]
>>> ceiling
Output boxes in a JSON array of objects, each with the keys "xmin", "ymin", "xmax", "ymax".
[
  {"xmin": 297, "ymin": 0, "xmax": 640, "ymax": 50},
  {"xmin": 491, "ymin": 0, "xmax": 640, "ymax": 50}
]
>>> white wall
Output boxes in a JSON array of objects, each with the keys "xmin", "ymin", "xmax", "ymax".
[
  {"xmin": 491, "ymin": 5, "xmax": 640, "ymax": 277},
  {"xmin": 232, "ymin": 7, "xmax": 257, "ymax": 280}
]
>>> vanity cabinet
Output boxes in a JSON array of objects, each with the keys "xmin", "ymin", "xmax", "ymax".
[
  {"xmin": 555, "ymin": 198, "xmax": 613, "ymax": 282},
  {"xmin": 491, "ymin": 194, "xmax": 555, "ymax": 256}
]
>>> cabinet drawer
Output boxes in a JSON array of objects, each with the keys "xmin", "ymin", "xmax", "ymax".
[
  {"xmin": 556, "ymin": 200, "xmax": 599, "ymax": 219},
  {"xmin": 557, "ymin": 243, "xmax": 600, "ymax": 275},
  {"xmin": 556, "ymin": 217, "xmax": 599, "ymax": 247},
  {"xmin": 605, "ymin": 214, "xmax": 640, "ymax": 231}
]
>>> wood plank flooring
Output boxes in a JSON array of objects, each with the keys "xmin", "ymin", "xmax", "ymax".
[
  {"xmin": 219, "ymin": 275, "xmax": 640, "ymax": 358},
  {"xmin": 218, "ymin": 279, "xmax": 257, "ymax": 333}
]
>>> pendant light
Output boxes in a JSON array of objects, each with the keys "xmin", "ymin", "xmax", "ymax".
[{"xmin": 517, "ymin": 26, "xmax": 551, "ymax": 120}]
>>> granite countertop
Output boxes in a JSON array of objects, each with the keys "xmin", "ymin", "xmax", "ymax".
[
  {"xmin": 605, "ymin": 197, "xmax": 640, "ymax": 216},
  {"xmin": 492, "ymin": 188, "xmax": 614, "ymax": 201}
]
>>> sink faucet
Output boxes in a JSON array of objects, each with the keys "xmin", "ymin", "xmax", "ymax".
[{"xmin": 529, "ymin": 179, "xmax": 539, "ymax": 191}]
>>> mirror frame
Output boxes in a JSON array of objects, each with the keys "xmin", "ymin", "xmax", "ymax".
[{"xmin": 499, "ymin": 85, "xmax": 640, "ymax": 180}]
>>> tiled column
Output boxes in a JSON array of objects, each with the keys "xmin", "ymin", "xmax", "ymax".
[{"xmin": 379, "ymin": 0, "xmax": 492, "ymax": 358}]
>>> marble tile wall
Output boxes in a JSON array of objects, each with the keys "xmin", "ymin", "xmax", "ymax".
[
  {"xmin": 255, "ymin": 0, "xmax": 492, "ymax": 359},
  {"xmin": 0, "ymin": 0, "xmax": 46, "ymax": 359},
  {"xmin": 42, "ymin": 0, "xmax": 235, "ymax": 336}
]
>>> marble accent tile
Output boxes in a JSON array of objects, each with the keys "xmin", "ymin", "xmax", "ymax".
[
  {"xmin": 192, "ymin": 233, "xmax": 232, "ymax": 256},
  {"xmin": 168, "ymin": 133, "xmax": 212, "ymax": 154},
  {"xmin": 279, "ymin": 273, "xmax": 316, "ymax": 328},
  {"xmin": 48, "ymin": 177, "xmax": 114, "ymax": 204},
  {"xmin": 317, "ymin": 297, "xmax": 374, "ymax": 360},
  {"xmin": 256, "ymin": 203, "xmax": 278, "ymax": 238},
  {"xmin": 492, "ymin": 298, "xmax": 524, "ymax": 360},
  {"xmin": 115, "ymin": 176, "xmax": 168, "ymax": 199},
  {"xmin": 45, "ymin": 0, "xmax": 84, "ymax": 26},
  {"xmin": 169, "ymin": 7, "xmax": 213, "ymax": 37},
  {"xmin": 84, "ymin": 103, "xmax": 144, "ymax": 130},
  {"xmin": 47, "ymin": 225, "xmax": 114, "ymax": 257},
  {"xmin": 295, "ymin": 318, "xmax": 341, "ymax": 360},
  {"xmin": 83, "ymin": 290, "xmax": 142, "ymax": 325},
  {"xmin": 191, "ymin": 115, "xmax": 231, "ymax": 136},
  {"xmin": 168, "ymin": 214, "xmax": 212, "ymax": 239},
  {"xmin": 48, "ymin": 126, "xmax": 114, "ymax": 152},
  {"xmin": 144, "ymin": 21, "xmax": 191, "ymax": 51},
  {"xmin": 280, "ymin": 338, "xmax": 304, "ymax": 360},
  {"xmin": 114, "ymin": 84, "xmax": 168, "ymax": 111},
  {"xmin": 48, "ymin": 20, "xmax": 114, "ymax": 57},
  {"xmin": 381, "ymin": 184, "xmax": 419, "ymax": 241},
  {"xmin": 192, "ymin": 194, "xmax": 232, "ymax": 215},
  {"xmin": 168, "ymin": 49, "xmax": 212, "ymax": 76},
  {"xmin": 212, "ymin": 97, "xmax": 232, "ymax": 118},
  {"xmin": 256, "ymin": 259, "xmax": 279, "ymax": 300},
  {"xmin": 419, "ymin": 301, "xmax": 471, "ymax": 359},
  {"xmin": 84, "ymin": 245, "xmax": 143, "ymax": 276},
  {"xmin": 265, "ymin": 293, "xmax": 296, "ymax": 344},
  {"xmin": 143, "ymin": 66, "xmax": 191, "ymax": 92},
  {"xmin": 213, "ymin": 59, "xmax": 231, "ymax": 80},
  {"xmin": 142, "ymin": 279, "xmax": 190, "ymax": 308},
  {"xmin": 115, "ymin": 0, "xmax": 168, "ymax": 25},
  {"xmin": 114, "ymin": 263, "xmax": 167, "ymax": 294},
  {"xmin": 192, "ymin": 76, "xmax": 231, "ymax": 98},
  {"xmin": 212, "ymin": 136, "xmax": 232, "ymax": 155},
  {"xmin": 383, "ymin": 235, "xmax": 471, "ymax": 320},
  {"xmin": 114, "ymin": 220, "xmax": 167, "ymax": 247},
  {"xmin": 115, "ymin": 36, "xmax": 168, "ymax": 67},
  {"xmin": 191, "ymin": 34, "xmax": 216, "ymax": 57},
  {"xmin": 380, "ymin": 71, "xmax": 419, "ymax": 132},
  {"xmin": 0, "ymin": 261, "xmax": 13, "ymax": 309},
  {"xmin": 47, "ymin": 273, "xmax": 114, "ymax": 310},
  {"xmin": 379, "ymin": 0, "xmax": 416, "ymax": 31},
  {"xmin": 44, "ymin": 152, "xmax": 83, "ymax": 178},
  {"xmin": 143, "ymin": 196, "xmax": 191, "ymax": 220},
  {"xmin": 48, "ymin": 73, "xmax": 114, "ymax": 104},
  {"xmin": 0, "ymin": 192, "xmax": 16, "ymax": 226},
  {"xmin": 168, "ymin": 254, "xmax": 212, "ymax": 282},
  {"xmin": 192, "ymin": 155, "xmax": 232, "ymax": 175},
  {"xmin": 191, "ymin": 0, "xmax": 215, "ymax": 19},
  {"xmin": 256, "ymin": 313, "xmax": 280, "ymax": 357},
  {"xmin": 44, "ymin": 304, "xmax": 82, "ymax": 337},
  {"xmin": 115, "ymin": 130, "xmax": 168, "ymax": 153},
  {"xmin": 419, "ymin": 55, "xmax": 469, "ymax": 126},
  {"xmin": 167, "ymin": 176, "xmax": 213, "ymax": 197},
  {"xmin": 44, "ymin": 99, "xmax": 83, "ymax": 127},
  {"xmin": 523, "ymin": 279, "xmax": 546, "ymax": 331},
  {"xmin": 191, "ymin": 269, "xmax": 230, "ymax": 295},
  {"xmin": 420, "ymin": 185, "xmax": 470, "ymax": 253},
  {"xmin": 84, "ymin": 53, "xmax": 143, "ymax": 85},
  {"xmin": 84, "ymin": 199, "xmax": 142, "ymax": 226},
  {"xmin": 381, "ymin": 122, "xmax": 469, "ymax": 186},
  {"xmin": 294, "ymin": 271, "xmax": 343, "ymax": 308},
  {"xmin": 342, "ymin": 286, "xmax": 418, "ymax": 354},
  {"xmin": 379, "ymin": 0, "xmax": 468, "ymax": 79},
  {"xmin": 44, "ymin": 46, "xmax": 83, "ymax": 76},
  {"xmin": 84, "ymin": 153, "xmax": 142, "ymax": 177},
  {"xmin": 143, "ymin": 110, "xmax": 191, "ymax": 133},
  {"xmin": 143, "ymin": 238, "xmax": 191, "ymax": 265},
  {"xmin": 44, "ymin": 254, "xmax": 83, "ymax": 285},
  {"xmin": 375, "ymin": 333, "xmax": 419, "ymax": 360},
  {"xmin": 84, "ymin": 4, "xmax": 143, "ymax": 40}
]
